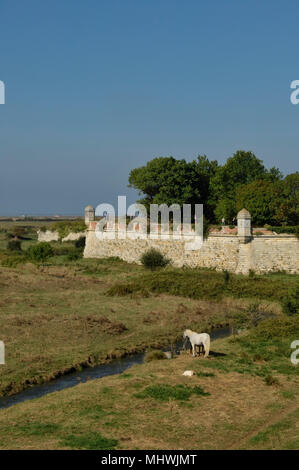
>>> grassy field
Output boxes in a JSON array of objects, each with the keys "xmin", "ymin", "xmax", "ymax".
[
  {"xmin": 0, "ymin": 221, "xmax": 298, "ymax": 449},
  {"xmin": 1, "ymin": 256, "xmax": 274, "ymax": 397},
  {"xmin": 0, "ymin": 318, "xmax": 298, "ymax": 450}
]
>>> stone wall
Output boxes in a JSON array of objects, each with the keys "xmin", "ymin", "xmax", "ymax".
[
  {"xmin": 84, "ymin": 230, "xmax": 241, "ymax": 270},
  {"xmin": 37, "ymin": 230, "xmax": 86, "ymax": 242},
  {"xmin": 37, "ymin": 230, "xmax": 60, "ymax": 242},
  {"xmin": 83, "ymin": 227, "xmax": 299, "ymax": 274},
  {"xmin": 249, "ymin": 237, "xmax": 299, "ymax": 274},
  {"xmin": 82, "ymin": 206, "xmax": 299, "ymax": 274}
]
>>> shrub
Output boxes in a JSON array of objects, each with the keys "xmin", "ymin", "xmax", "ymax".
[
  {"xmin": 252, "ymin": 316, "xmax": 299, "ymax": 340},
  {"xmin": 7, "ymin": 239, "xmax": 22, "ymax": 251},
  {"xmin": 144, "ymin": 350, "xmax": 166, "ymax": 362},
  {"xmin": 51, "ymin": 243, "xmax": 75, "ymax": 256},
  {"xmin": 264, "ymin": 375, "xmax": 279, "ymax": 386},
  {"xmin": 66, "ymin": 248, "xmax": 81, "ymax": 261},
  {"xmin": 282, "ymin": 286, "xmax": 299, "ymax": 315},
  {"xmin": 265, "ymin": 225, "xmax": 299, "ymax": 239},
  {"xmin": 47, "ymin": 219, "xmax": 86, "ymax": 239},
  {"xmin": 140, "ymin": 248, "xmax": 170, "ymax": 270},
  {"xmin": 27, "ymin": 242, "xmax": 54, "ymax": 262},
  {"xmin": 75, "ymin": 236, "xmax": 86, "ymax": 249},
  {"xmin": 11, "ymin": 226, "xmax": 27, "ymax": 238}
]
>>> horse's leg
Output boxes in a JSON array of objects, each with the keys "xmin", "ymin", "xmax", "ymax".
[{"xmin": 192, "ymin": 342, "xmax": 196, "ymax": 357}]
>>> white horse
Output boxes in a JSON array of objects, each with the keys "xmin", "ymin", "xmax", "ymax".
[{"xmin": 183, "ymin": 329, "xmax": 210, "ymax": 358}]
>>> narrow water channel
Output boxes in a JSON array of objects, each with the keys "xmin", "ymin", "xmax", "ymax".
[{"xmin": 0, "ymin": 326, "xmax": 232, "ymax": 410}]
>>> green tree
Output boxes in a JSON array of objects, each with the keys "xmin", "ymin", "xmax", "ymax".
[
  {"xmin": 274, "ymin": 172, "xmax": 299, "ymax": 225},
  {"xmin": 128, "ymin": 155, "xmax": 217, "ymax": 218},
  {"xmin": 235, "ymin": 180, "xmax": 283, "ymax": 226},
  {"xmin": 128, "ymin": 151, "xmax": 286, "ymax": 225},
  {"xmin": 210, "ymin": 150, "xmax": 282, "ymax": 222}
]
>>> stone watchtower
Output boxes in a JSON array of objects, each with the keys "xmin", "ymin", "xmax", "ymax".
[
  {"xmin": 85, "ymin": 205, "xmax": 95, "ymax": 225},
  {"xmin": 237, "ymin": 208, "xmax": 252, "ymax": 243}
]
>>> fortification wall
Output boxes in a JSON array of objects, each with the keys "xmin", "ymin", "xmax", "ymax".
[
  {"xmin": 37, "ymin": 230, "xmax": 86, "ymax": 242},
  {"xmin": 249, "ymin": 237, "xmax": 299, "ymax": 274},
  {"xmin": 37, "ymin": 230, "xmax": 60, "ymax": 242},
  {"xmin": 84, "ymin": 229, "xmax": 299, "ymax": 275}
]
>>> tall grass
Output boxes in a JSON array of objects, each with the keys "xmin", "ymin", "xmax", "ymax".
[{"xmin": 107, "ymin": 268, "xmax": 299, "ymax": 303}]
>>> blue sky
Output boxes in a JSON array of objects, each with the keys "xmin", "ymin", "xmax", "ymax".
[{"xmin": 0, "ymin": 0, "xmax": 298, "ymax": 215}]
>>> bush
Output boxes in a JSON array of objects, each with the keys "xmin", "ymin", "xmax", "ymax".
[
  {"xmin": 252, "ymin": 316, "xmax": 299, "ymax": 340},
  {"xmin": 144, "ymin": 350, "xmax": 166, "ymax": 362},
  {"xmin": 265, "ymin": 225, "xmax": 299, "ymax": 239},
  {"xmin": 282, "ymin": 286, "xmax": 299, "ymax": 315},
  {"xmin": 66, "ymin": 248, "xmax": 81, "ymax": 261},
  {"xmin": 140, "ymin": 248, "xmax": 170, "ymax": 270},
  {"xmin": 7, "ymin": 239, "xmax": 22, "ymax": 251},
  {"xmin": 44, "ymin": 219, "xmax": 86, "ymax": 239},
  {"xmin": 27, "ymin": 242, "xmax": 54, "ymax": 262},
  {"xmin": 75, "ymin": 236, "xmax": 86, "ymax": 249},
  {"xmin": 264, "ymin": 375, "xmax": 279, "ymax": 386},
  {"xmin": 51, "ymin": 243, "xmax": 75, "ymax": 256}
]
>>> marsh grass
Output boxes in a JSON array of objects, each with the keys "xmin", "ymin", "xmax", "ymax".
[{"xmin": 106, "ymin": 268, "xmax": 298, "ymax": 304}]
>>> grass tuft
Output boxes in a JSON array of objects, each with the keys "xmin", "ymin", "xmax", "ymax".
[
  {"xmin": 60, "ymin": 432, "xmax": 118, "ymax": 450},
  {"xmin": 144, "ymin": 350, "xmax": 166, "ymax": 362},
  {"xmin": 135, "ymin": 384, "xmax": 210, "ymax": 401}
]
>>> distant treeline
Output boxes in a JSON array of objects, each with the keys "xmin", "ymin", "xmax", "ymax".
[{"xmin": 128, "ymin": 150, "xmax": 298, "ymax": 226}]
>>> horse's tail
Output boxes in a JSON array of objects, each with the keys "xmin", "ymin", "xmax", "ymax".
[{"xmin": 204, "ymin": 334, "xmax": 210, "ymax": 358}]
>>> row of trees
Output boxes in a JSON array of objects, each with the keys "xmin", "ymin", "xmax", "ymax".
[{"xmin": 128, "ymin": 150, "xmax": 299, "ymax": 226}]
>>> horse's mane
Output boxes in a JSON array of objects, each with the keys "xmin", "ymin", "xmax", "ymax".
[{"xmin": 184, "ymin": 329, "xmax": 194, "ymax": 336}]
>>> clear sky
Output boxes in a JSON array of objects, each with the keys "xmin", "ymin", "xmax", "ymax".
[{"xmin": 0, "ymin": 0, "xmax": 298, "ymax": 215}]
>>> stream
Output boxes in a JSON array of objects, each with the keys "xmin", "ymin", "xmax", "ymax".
[{"xmin": 0, "ymin": 326, "xmax": 233, "ymax": 410}]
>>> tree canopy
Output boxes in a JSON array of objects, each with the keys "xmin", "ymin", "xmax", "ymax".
[{"xmin": 128, "ymin": 150, "xmax": 297, "ymax": 226}]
